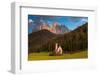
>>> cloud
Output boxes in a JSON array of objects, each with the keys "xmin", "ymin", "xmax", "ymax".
[
  {"xmin": 81, "ymin": 18, "xmax": 88, "ymax": 22},
  {"xmin": 28, "ymin": 19, "xmax": 34, "ymax": 23}
]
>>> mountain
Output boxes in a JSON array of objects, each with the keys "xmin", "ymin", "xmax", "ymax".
[
  {"xmin": 29, "ymin": 21, "xmax": 70, "ymax": 34},
  {"xmin": 38, "ymin": 23, "xmax": 88, "ymax": 53},
  {"xmin": 60, "ymin": 24, "xmax": 70, "ymax": 34},
  {"xmin": 28, "ymin": 29, "xmax": 57, "ymax": 53},
  {"xmin": 49, "ymin": 22, "xmax": 70, "ymax": 34}
]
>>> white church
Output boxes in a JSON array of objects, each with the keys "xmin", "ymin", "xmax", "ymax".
[{"xmin": 54, "ymin": 43, "xmax": 63, "ymax": 56}]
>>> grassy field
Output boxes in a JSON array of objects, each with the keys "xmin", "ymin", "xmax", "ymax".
[{"xmin": 28, "ymin": 51, "xmax": 88, "ymax": 61}]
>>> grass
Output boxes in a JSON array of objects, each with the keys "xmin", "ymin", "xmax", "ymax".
[{"xmin": 28, "ymin": 51, "xmax": 88, "ymax": 61}]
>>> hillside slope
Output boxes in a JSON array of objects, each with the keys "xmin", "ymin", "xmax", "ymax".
[{"xmin": 28, "ymin": 29, "xmax": 57, "ymax": 53}]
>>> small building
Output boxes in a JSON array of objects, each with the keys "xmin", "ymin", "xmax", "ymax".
[{"xmin": 55, "ymin": 43, "xmax": 63, "ymax": 56}]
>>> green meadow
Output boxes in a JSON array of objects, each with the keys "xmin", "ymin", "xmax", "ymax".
[{"xmin": 28, "ymin": 51, "xmax": 88, "ymax": 61}]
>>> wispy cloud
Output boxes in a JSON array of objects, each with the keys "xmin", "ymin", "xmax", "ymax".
[
  {"xmin": 28, "ymin": 19, "xmax": 34, "ymax": 23},
  {"xmin": 81, "ymin": 18, "xmax": 88, "ymax": 22}
]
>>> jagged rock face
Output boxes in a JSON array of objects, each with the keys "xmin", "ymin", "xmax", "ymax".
[{"xmin": 30, "ymin": 21, "xmax": 70, "ymax": 34}]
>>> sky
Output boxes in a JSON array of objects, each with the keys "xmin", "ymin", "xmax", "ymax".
[{"xmin": 28, "ymin": 15, "xmax": 88, "ymax": 34}]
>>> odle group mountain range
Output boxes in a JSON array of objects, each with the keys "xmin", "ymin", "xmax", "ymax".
[
  {"xmin": 28, "ymin": 23, "xmax": 88, "ymax": 54},
  {"xmin": 29, "ymin": 21, "xmax": 70, "ymax": 34}
]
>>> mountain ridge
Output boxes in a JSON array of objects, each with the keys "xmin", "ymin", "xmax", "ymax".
[
  {"xmin": 29, "ymin": 21, "xmax": 70, "ymax": 34},
  {"xmin": 28, "ymin": 23, "xmax": 88, "ymax": 53}
]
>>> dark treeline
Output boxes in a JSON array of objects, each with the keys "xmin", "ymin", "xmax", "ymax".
[{"xmin": 37, "ymin": 23, "xmax": 88, "ymax": 53}]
